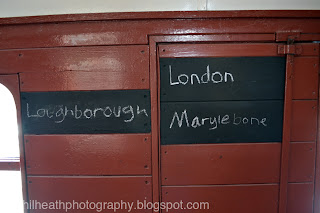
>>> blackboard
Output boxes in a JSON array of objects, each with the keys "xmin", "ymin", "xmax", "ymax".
[
  {"xmin": 161, "ymin": 101, "xmax": 284, "ymax": 145},
  {"xmin": 160, "ymin": 56, "xmax": 286, "ymax": 145},
  {"xmin": 21, "ymin": 90, "xmax": 151, "ymax": 134},
  {"xmin": 160, "ymin": 57, "xmax": 286, "ymax": 102}
]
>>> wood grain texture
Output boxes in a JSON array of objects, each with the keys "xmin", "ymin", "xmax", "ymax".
[
  {"xmin": 0, "ymin": 45, "xmax": 149, "ymax": 76},
  {"xmin": 291, "ymin": 100, "xmax": 318, "ymax": 142},
  {"xmin": 162, "ymin": 184, "xmax": 279, "ymax": 213},
  {"xmin": 25, "ymin": 134, "xmax": 151, "ymax": 175},
  {"xmin": 161, "ymin": 143, "xmax": 281, "ymax": 185},
  {"xmin": 287, "ymin": 183, "xmax": 314, "ymax": 213},
  {"xmin": 288, "ymin": 142, "xmax": 316, "ymax": 183},
  {"xmin": 27, "ymin": 176, "xmax": 152, "ymax": 213},
  {"xmin": 292, "ymin": 57, "xmax": 319, "ymax": 100}
]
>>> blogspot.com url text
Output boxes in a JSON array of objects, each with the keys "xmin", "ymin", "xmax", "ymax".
[{"xmin": 24, "ymin": 199, "xmax": 210, "ymax": 212}]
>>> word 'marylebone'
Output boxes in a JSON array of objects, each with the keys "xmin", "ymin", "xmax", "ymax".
[{"xmin": 170, "ymin": 109, "xmax": 267, "ymax": 130}]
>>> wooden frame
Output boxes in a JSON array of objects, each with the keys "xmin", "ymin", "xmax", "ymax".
[
  {"xmin": 149, "ymin": 35, "xmax": 296, "ymax": 213},
  {"xmin": 0, "ymin": 11, "xmax": 319, "ymax": 213}
]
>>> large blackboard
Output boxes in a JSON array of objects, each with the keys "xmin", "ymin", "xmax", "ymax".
[
  {"xmin": 161, "ymin": 101, "xmax": 284, "ymax": 145},
  {"xmin": 160, "ymin": 57, "xmax": 286, "ymax": 102},
  {"xmin": 21, "ymin": 90, "xmax": 151, "ymax": 134},
  {"xmin": 160, "ymin": 56, "xmax": 286, "ymax": 145}
]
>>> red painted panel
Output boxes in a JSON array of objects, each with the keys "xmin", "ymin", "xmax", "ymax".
[
  {"xmin": 287, "ymin": 183, "xmax": 314, "ymax": 213},
  {"xmin": 1, "ymin": 11, "xmax": 320, "ymax": 25},
  {"xmin": 288, "ymin": 142, "xmax": 316, "ymax": 183},
  {"xmin": 1, "ymin": 19, "xmax": 320, "ymax": 49},
  {"xmin": 298, "ymin": 43, "xmax": 320, "ymax": 56},
  {"xmin": 27, "ymin": 176, "xmax": 152, "ymax": 213},
  {"xmin": 292, "ymin": 57, "xmax": 319, "ymax": 100},
  {"xmin": 147, "ymin": 34, "xmax": 275, "ymax": 43},
  {"xmin": 0, "ymin": 45, "xmax": 149, "ymax": 76},
  {"xmin": 20, "ymin": 70, "xmax": 148, "ymax": 91},
  {"xmin": 159, "ymin": 43, "xmax": 280, "ymax": 58},
  {"xmin": 0, "ymin": 160, "xmax": 20, "ymax": 171},
  {"xmin": 162, "ymin": 184, "xmax": 279, "ymax": 213},
  {"xmin": 161, "ymin": 143, "xmax": 281, "ymax": 186},
  {"xmin": 291, "ymin": 100, "xmax": 318, "ymax": 142},
  {"xmin": 25, "ymin": 134, "xmax": 151, "ymax": 175}
]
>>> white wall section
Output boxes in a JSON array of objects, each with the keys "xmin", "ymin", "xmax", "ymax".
[{"xmin": 0, "ymin": 0, "xmax": 319, "ymax": 18}]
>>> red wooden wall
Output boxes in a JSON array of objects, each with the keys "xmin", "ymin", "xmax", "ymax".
[{"xmin": 0, "ymin": 11, "xmax": 320, "ymax": 213}]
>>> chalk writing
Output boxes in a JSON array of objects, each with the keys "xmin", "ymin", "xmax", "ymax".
[
  {"xmin": 26, "ymin": 103, "xmax": 148, "ymax": 124},
  {"xmin": 169, "ymin": 65, "xmax": 234, "ymax": 86},
  {"xmin": 169, "ymin": 109, "xmax": 267, "ymax": 130}
]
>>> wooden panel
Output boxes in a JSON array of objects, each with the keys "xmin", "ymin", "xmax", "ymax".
[
  {"xmin": 25, "ymin": 134, "xmax": 151, "ymax": 175},
  {"xmin": 162, "ymin": 184, "xmax": 279, "ymax": 213},
  {"xmin": 292, "ymin": 57, "xmax": 319, "ymax": 100},
  {"xmin": 159, "ymin": 43, "xmax": 280, "ymax": 58},
  {"xmin": 21, "ymin": 90, "xmax": 151, "ymax": 134},
  {"xmin": 1, "ymin": 11, "xmax": 320, "ymax": 25},
  {"xmin": 278, "ymin": 54, "xmax": 294, "ymax": 213},
  {"xmin": 288, "ymin": 142, "xmax": 316, "ymax": 183},
  {"xmin": 287, "ymin": 183, "xmax": 314, "ymax": 213},
  {"xmin": 27, "ymin": 176, "xmax": 152, "ymax": 213},
  {"xmin": 298, "ymin": 43, "xmax": 320, "ymax": 56},
  {"xmin": 161, "ymin": 143, "xmax": 281, "ymax": 185},
  {"xmin": 0, "ymin": 45, "xmax": 149, "ymax": 76},
  {"xmin": 0, "ymin": 160, "xmax": 20, "ymax": 171},
  {"xmin": 161, "ymin": 101, "xmax": 283, "ymax": 145},
  {"xmin": 1, "ymin": 19, "xmax": 320, "ymax": 49},
  {"xmin": 160, "ymin": 57, "xmax": 285, "ymax": 102},
  {"xmin": 148, "ymin": 34, "xmax": 275, "ymax": 43},
  {"xmin": 291, "ymin": 100, "xmax": 318, "ymax": 142},
  {"xmin": 20, "ymin": 70, "xmax": 149, "ymax": 91}
]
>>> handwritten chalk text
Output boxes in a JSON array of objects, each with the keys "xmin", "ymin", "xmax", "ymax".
[
  {"xmin": 26, "ymin": 103, "xmax": 148, "ymax": 124},
  {"xmin": 169, "ymin": 65, "xmax": 234, "ymax": 86},
  {"xmin": 169, "ymin": 109, "xmax": 267, "ymax": 130}
]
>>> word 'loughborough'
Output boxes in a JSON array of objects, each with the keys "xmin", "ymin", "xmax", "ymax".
[
  {"xmin": 169, "ymin": 65, "xmax": 235, "ymax": 86},
  {"xmin": 169, "ymin": 109, "xmax": 267, "ymax": 130},
  {"xmin": 26, "ymin": 103, "xmax": 148, "ymax": 123}
]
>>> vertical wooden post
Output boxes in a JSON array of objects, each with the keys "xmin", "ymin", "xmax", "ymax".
[
  {"xmin": 278, "ymin": 54, "xmax": 294, "ymax": 213},
  {"xmin": 149, "ymin": 37, "xmax": 161, "ymax": 209}
]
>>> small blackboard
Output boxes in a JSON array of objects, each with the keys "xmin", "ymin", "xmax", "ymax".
[
  {"xmin": 161, "ymin": 101, "xmax": 284, "ymax": 145},
  {"xmin": 21, "ymin": 90, "xmax": 151, "ymax": 134},
  {"xmin": 160, "ymin": 57, "xmax": 286, "ymax": 102},
  {"xmin": 160, "ymin": 56, "xmax": 286, "ymax": 145}
]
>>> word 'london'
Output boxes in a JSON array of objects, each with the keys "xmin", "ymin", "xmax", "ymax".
[
  {"xmin": 170, "ymin": 110, "xmax": 267, "ymax": 130},
  {"xmin": 169, "ymin": 65, "xmax": 235, "ymax": 86},
  {"xmin": 26, "ymin": 103, "xmax": 148, "ymax": 123}
]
